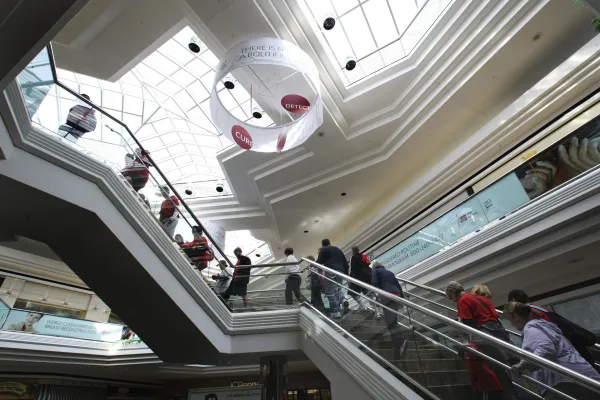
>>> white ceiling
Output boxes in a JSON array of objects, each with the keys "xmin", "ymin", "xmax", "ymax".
[{"xmin": 49, "ymin": 0, "xmax": 597, "ymax": 277}]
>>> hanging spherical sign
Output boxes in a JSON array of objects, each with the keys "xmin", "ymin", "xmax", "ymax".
[{"xmin": 210, "ymin": 38, "xmax": 322, "ymax": 152}]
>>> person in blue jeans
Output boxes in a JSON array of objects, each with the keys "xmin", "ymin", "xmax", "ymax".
[
  {"xmin": 371, "ymin": 262, "xmax": 407, "ymax": 358},
  {"xmin": 316, "ymin": 239, "xmax": 349, "ymax": 318}
]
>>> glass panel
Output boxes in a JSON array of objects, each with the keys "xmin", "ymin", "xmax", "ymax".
[
  {"xmin": 299, "ymin": 0, "xmax": 451, "ymax": 85},
  {"xmin": 17, "ymin": 48, "xmax": 54, "ymax": 117}
]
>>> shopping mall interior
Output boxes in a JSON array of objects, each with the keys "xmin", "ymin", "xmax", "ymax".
[{"xmin": 2, "ymin": 0, "xmax": 600, "ymax": 399}]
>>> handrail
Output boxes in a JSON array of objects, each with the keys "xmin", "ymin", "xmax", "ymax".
[
  {"xmin": 396, "ymin": 276, "xmax": 600, "ymax": 354},
  {"xmin": 303, "ymin": 258, "xmax": 600, "ymax": 395},
  {"xmin": 315, "ymin": 272, "xmax": 566, "ymax": 400},
  {"xmin": 302, "ymin": 302, "xmax": 442, "ymax": 400},
  {"xmin": 45, "ymin": 44, "xmax": 235, "ymax": 269}
]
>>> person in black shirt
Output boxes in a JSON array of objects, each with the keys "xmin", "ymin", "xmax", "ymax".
[
  {"xmin": 222, "ymin": 247, "xmax": 251, "ymax": 308},
  {"xmin": 316, "ymin": 239, "xmax": 349, "ymax": 318},
  {"xmin": 349, "ymin": 246, "xmax": 372, "ymax": 310}
]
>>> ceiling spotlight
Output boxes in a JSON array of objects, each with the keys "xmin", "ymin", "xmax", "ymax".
[
  {"xmin": 345, "ymin": 58, "xmax": 357, "ymax": 71},
  {"xmin": 341, "ymin": 192, "xmax": 347, "ymax": 196},
  {"xmin": 224, "ymin": 80, "xmax": 235, "ymax": 90},
  {"xmin": 323, "ymin": 16, "xmax": 336, "ymax": 31},
  {"xmin": 216, "ymin": 181, "xmax": 224, "ymax": 193},
  {"xmin": 304, "ymin": 230, "xmax": 309, "ymax": 233},
  {"xmin": 189, "ymin": 37, "xmax": 202, "ymax": 53},
  {"xmin": 252, "ymin": 107, "xmax": 263, "ymax": 119},
  {"xmin": 185, "ymin": 185, "xmax": 194, "ymax": 196},
  {"xmin": 255, "ymin": 253, "xmax": 261, "ymax": 258}
]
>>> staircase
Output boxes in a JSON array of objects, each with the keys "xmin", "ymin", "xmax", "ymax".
[{"xmin": 337, "ymin": 309, "xmax": 479, "ymax": 400}]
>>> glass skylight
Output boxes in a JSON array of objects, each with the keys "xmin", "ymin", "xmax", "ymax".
[
  {"xmin": 44, "ymin": 26, "xmax": 273, "ymax": 185},
  {"xmin": 299, "ymin": 0, "xmax": 452, "ymax": 85}
]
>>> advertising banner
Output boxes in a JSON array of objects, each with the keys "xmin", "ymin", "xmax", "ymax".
[
  {"xmin": 210, "ymin": 37, "xmax": 322, "ymax": 153},
  {"xmin": 1, "ymin": 310, "xmax": 122, "ymax": 342},
  {"xmin": 189, "ymin": 386, "xmax": 262, "ymax": 400}
]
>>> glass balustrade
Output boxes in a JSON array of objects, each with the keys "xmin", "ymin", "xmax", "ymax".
[
  {"xmin": 15, "ymin": 45, "xmax": 310, "ymax": 315},
  {"xmin": 305, "ymin": 259, "xmax": 600, "ymax": 400}
]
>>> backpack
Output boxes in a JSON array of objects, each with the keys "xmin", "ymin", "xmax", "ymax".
[
  {"xmin": 530, "ymin": 305, "xmax": 597, "ymax": 347},
  {"xmin": 361, "ymin": 254, "xmax": 371, "ymax": 266}
]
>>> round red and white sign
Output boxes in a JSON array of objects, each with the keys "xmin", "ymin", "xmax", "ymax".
[
  {"xmin": 281, "ymin": 94, "xmax": 310, "ymax": 114},
  {"xmin": 276, "ymin": 133, "xmax": 287, "ymax": 152},
  {"xmin": 232, "ymin": 125, "xmax": 253, "ymax": 150}
]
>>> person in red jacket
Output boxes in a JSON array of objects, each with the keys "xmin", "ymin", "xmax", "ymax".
[
  {"xmin": 179, "ymin": 226, "xmax": 214, "ymax": 271},
  {"xmin": 461, "ymin": 342, "xmax": 504, "ymax": 396},
  {"xmin": 446, "ymin": 281, "xmax": 518, "ymax": 400},
  {"xmin": 158, "ymin": 186, "xmax": 179, "ymax": 238}
]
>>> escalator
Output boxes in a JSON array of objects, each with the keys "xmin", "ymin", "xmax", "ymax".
[
  {"xmin": 3, "ymin": 44, "xmax": 600, "ymax": 399},
  {"xmin": 301, "ymin": 258, "xmax": 600, "ymax": 400}
]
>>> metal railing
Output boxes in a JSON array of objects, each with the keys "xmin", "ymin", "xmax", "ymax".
[
  {"xmin": 396, "ymin": 276, "xmax": 600, "ymax": 353},
  {"xmin": 43, "ymin": 44, "xmax": 235, "ymax": 269},
  {"xmin": 303, "ymin": 258, "xmax": 600, "ymax": 398}
]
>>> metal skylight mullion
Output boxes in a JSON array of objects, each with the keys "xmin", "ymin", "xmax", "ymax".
[
  {"xmin": 155, "ymin": 151, "xmax": 215, "ymax": 164},
  {"xmin": 172, "ymin": 39, "xmax": 215, "ymax": 78},
  {"xmin": 245, "ymin": 65, "xmax": 294, "ymax": 124},
  {"xmin": 137, "ymin": 132, "xmax": 220, "ymax": 145},
  {"xmin": 301, "ymin": 2, "xmax": 350, "ymax": 71},
  {"xmin": 133, "ymin": 70, "xmax": 209, "ymax": 133},
  {"xmin": 350, "ymin": 0, "xmax": 431, "ymax": 65},
  {"xmin": 357, "ymin": 0, "xmax": 386, "ymax": 66},
  {"xmin": 326, "ymin": 0, "xmax": 368, "ymax": 77},
  {"xmin": 385, "ymin": 0, "xmax": 401, "ymax": 38},
  {"xmin": 138, "ymin": 57, "xmax": 222, "ymax": 137}
]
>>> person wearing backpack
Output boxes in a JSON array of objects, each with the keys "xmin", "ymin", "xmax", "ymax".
[
  {"xmin": 508, "ymin": 289, "xmax": 598, "ymax": 370},
  {"xmin": 158, "ymin": 186, "xmax": 179, "ymax": 238},
  {"xmin": 504, "ymin": 301, "xmax": 600, "ymax": 400},
  {"xmin": 349, "ymin": 246, "xmax": 372, "ymax": 311}
]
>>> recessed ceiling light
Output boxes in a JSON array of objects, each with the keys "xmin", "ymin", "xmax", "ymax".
[
  {"xmin": 255, "ymin": 253, "xmax": 261, "ymax": 258},
  {"xmin": 304, "ymin": 230, "xmax": 309, "ymax": 233},
  {"xmin": 341, "ymin": 192, "xmax": 347, "ymax": 196},
  {"xmin": 224, "ymin": 81, "xmax": 235, "ymax": 90},
  {"xmin": 318, "ymin": 131, "xmax": 325, "ymax": 137},
  {"xmin": 532, "ymin": 32, "xmax": 542, "ymax": 42},
  {"xmin": 314, "ymin": 219, "xmax": 319, "ymax": 223}
]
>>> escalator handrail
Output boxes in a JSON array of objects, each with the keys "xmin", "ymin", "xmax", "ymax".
[
  {"xmin": 396, "ymin": 277, "xmax": 524, "ymax": 339},
  {"xmin": 396, "ymin": 276, "xmax": 600, "ymax": 354},
  {"xmin": 303, "ymin": 258, "xmax": 600, "ymax": 395},
  {"xmin": 45, "ymin": 44, "xmax": 235, "ymax": 269},
  {"xmin": 318, "ymin": 273, "xmax": 564, "ymax": 400},
  {"xmin": 302, "ymin": 302, "xmax": 442, "ymax": 400}
]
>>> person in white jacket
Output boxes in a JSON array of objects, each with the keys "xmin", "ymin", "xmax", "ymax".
[
  {"xmin": 284, "ymin": 248, "xmax": 303, "ymax": 305},
  {"xmin": 212, "ymin": 260, "xmax": 233, "ymax": 294}
]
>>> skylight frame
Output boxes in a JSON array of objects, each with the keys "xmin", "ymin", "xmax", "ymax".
[{"xmin": 299, "ymin": 0, "xmax": 452, "ymax": 86}]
